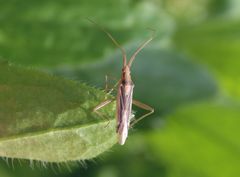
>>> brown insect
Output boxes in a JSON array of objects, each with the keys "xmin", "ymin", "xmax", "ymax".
[{"xmin": 89, "ymin": 19, "xmax": 154, "ymax": 145}]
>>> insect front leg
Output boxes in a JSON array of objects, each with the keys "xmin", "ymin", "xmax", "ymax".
[
  {"xmin": 130, "ymin": 99, "xmax": 154, "ymax": 127},
  {"xmin": 105, "ymin": 75, "xmax": 117, "ymax": 92},
  {"xmin": 93, "ymin": 99, "xmax": 113, "ymax": 127},
  {"xmin": 104, "ymin": 75, "xmax": 120, "ymax": 95}
]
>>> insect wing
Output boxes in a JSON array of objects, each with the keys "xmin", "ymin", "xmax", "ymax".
[{"xmin": 116, "ymin": 83, "xmax": 134, "ymax": 145}]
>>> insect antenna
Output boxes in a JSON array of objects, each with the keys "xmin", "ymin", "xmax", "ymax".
[
  {"xmin": 86, "ymin": 18, "xmax": 127, "ymax": 66},
  {"xmin": 127, "ymin": 29, "xmax": 155, "ymax": 68}
]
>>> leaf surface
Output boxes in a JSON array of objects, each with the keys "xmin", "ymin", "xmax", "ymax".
[{"xmin": 0, "ymin": 61, "xmax": 117, "ymax": 162}]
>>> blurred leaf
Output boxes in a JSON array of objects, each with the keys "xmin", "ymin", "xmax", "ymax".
[
  {"xmin": 174, "ymin": 19, "xmax": 240, "ymax": 97},
  {"xmin": 162, "ymin": 0, "xmax": 227, "ymax": 23},
  {"xmin": 0, "ymin": 158, "xmax": 78, "ymax": 177},
  {"xmin": 0, "ymin": 0, "xmax": 172, "ymax": 67},
  {"xmin": 0, "ymin": 165, "xmax": 11, "ymax": 177},
  {"xmin": 0, "ymin": 61, "xmax": 116, "ymax": 162},
  {"xmin": 224, "ymin": 0, "xmax": 240, "ymax": 19},
  {"xmin": 147, "ymin": 100, "xmax": 240, "ymax": 177}
]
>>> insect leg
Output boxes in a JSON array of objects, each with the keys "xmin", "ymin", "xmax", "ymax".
[
  {"xmin": 93, "ymin": 99, "xmax": 113, "ymax": 126},
  {"xmin": 104, "ymin": 75, "xmax": 121, "ymax": 96},
  {"xmin": 105, "ymin": 75, "xmax": 118, "ymax": 92},
  {"xmin": 130, "ymin": 99, "xmax": 154, "ymax": 127}
]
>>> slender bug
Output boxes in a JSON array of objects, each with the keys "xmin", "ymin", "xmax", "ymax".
[{"xmin": 89, "ymin": 19, "xmax": 154, "ymax": 145}]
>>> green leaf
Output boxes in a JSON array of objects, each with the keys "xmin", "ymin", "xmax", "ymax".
[
  {"xmin": 147, "ymin": 100, "xmax": 240, "ymax": 177},
  {"xmin": 0, "ymin": 61, "xmax": 117, "ymax": 162},
  {"xmin": 174, "ymin": 19, "xmax": 240, "ymax": 97}
]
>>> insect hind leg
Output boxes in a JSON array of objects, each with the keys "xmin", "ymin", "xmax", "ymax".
[{"xmin": 130, "ymin": 99, "xmax": 154, "ymax": 127}]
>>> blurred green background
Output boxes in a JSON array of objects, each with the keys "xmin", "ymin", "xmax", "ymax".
[{"xmin": 0, "ymin": 0, "xmax": 240, "ymax": 177}]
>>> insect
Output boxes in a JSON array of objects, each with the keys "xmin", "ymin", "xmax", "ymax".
[{"xmin": 89, "ymin": 19, "xmax": 154, "ymax": 145}]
